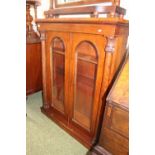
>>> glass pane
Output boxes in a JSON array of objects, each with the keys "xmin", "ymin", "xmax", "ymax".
[
  {"xmin": 53, "ymin": 38, "xmax": 65, "ymax": 52},
  {"xmin": 74, "ymin": 41, "xmax": 97, "ymax": 130},
  {"xmin": 76, "ymin": 41, "xmax": 97, "ymax": 60},
  {"xmin": 52, "ymin": 38, "xmax": 65, "ymax": 113}
]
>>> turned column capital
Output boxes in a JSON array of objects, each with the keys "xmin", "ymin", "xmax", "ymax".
[
  {"xmin": 40, "ymin": 31, "xmax": 46, "ymax": 41},
  {"xmin": 105, "ymin": 36, "xmax": 116, "ymax": 53}
]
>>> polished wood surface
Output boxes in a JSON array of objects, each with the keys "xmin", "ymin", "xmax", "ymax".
[
  {"xmin": 107, "ymin": 58, "xmax": 129, "ymax": 108},
  {"xmin": 36, "ymin": 7, "xmax": 128, "ymax": 147},
  {"xmin": 45, "ymin": 5, "xmax": 126, "ymax": 18},
  {"xmin": 90, "ymin": 55, "xmax": 129, "ymax": 154},
  {"xmin": 26, "ymin": 43, "xmax": 42, "ymax": 95},
  {"xmin": 26, "ymin": 0, "xmax": 42, "ymax": 95},
  {"xmin": 26, "ymin": 0, "xmax": 41, "ymax": 6}
]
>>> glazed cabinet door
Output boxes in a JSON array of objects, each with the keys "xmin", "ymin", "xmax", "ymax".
[
  {"xmin": 69, "ymin": 33, "xmax": 106, "ymax": 135},
  {"xmin": 46, "ymin": 31, "xmax": 70, "ymax": 118}
]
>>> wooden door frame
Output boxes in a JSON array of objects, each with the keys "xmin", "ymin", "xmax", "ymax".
[
  {"xmin": 46, "ymin": 31, "xmax": 70, "ymax": 118},
  {"xmin": 68, "ymin": 32, "xmax": 106, "ymax": 135}
]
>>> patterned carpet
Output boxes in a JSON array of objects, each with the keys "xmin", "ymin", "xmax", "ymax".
[{"xmin": 26, "ymin": 91, "xmax": 88, "ymax": 155}]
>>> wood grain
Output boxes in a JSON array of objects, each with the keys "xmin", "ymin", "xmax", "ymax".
[
  {"xmin": 45, "ymin": 5, "xmax": 126, "ymax": 18},
  {"xmin": 26, "ymin": 42, "xmax": 42, "ymax": 95}
]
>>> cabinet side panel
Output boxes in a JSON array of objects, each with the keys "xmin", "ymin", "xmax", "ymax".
[{"xmin": 26, "ymin": 43, "xmax": 42, "ymax": 95}]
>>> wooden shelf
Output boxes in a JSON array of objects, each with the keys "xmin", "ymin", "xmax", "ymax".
[
  {"xmin": 78, "ymin": 53, "xmax": 97, "ymax": 64},
  {"xmin": 78, "ymin": 57, "xmax": 97, "ymax": 64},
  {"xmin": 53, "ymin": 48, "xmax": 65, "ymax": 55},
  {"xmin": 53, "ymin": 51, "xmax": 65, "ymax": 55}
]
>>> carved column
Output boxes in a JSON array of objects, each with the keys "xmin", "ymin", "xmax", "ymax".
[
  {"xmin": 102, "ymin": 36, "xmax": 116, "ymax": 92},
  {"xmin": 105, "ymin": 37, "xmax": 116, "ymax": 53},
  {"xmin": 40, "ymin": 32, "xmax": 50, "ymax": 109}
]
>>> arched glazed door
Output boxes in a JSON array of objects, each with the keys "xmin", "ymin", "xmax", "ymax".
[
  {"xmin": 69, "ymin": 33, "xmax": 106, "ymax": 134},
  {"xmin": 51, "ymin": 37, "xmax": 65, "ymax": 113},
  {"xmin": 46, "ymin": 32, "xmax": 70, "ymax": 119}
]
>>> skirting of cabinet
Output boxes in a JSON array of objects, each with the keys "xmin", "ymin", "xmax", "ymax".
[{"xmin": 41, "ymin": 106, "xmax": 93, "ymax": 148}]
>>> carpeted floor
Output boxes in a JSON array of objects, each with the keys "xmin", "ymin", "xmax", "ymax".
[{"xmin": 26, "ymin": 91, "xmax": 88, "ymax": 155}]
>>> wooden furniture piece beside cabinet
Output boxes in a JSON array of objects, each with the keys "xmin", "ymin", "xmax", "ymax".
[
  {"xmin": 90, "ymin": 54, "xmax": 129, "ymax": 155},
  {"xmin": 26, "ymin": 42, "xmax": 42, "ymax": 95},
  {"xmin": 26, "ymin": 0, "xmax": 42, "ymax": 96},
  {"xmin": 36, "ymin": 0, "xmax": 129, "ymax": 148}
]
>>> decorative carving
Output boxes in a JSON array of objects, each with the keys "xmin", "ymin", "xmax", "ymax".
[
  {"xmin": 26, "ymin": 1, "xmax": 40, "ymax": 43},
  {"xmin": 40, "ymin": 32, "xmax": 46, "ymax": 41},
  {"xmin": 105, "ymin": 37, "xmax": 116, "ymax": 53}
]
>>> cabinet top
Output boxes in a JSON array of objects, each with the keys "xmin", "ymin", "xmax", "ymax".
[
  {"xmin": 36, "ymin": 17, "xmax": 128, "ymax": 25},
  {"xmin": 107, "ymin": 55, "xmax": 129, "ymax": 109}
]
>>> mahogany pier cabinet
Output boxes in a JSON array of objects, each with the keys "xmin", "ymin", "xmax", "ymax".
[{"xmin": 36, "ymin": 4, "xmax": 129, "ymax": 148}]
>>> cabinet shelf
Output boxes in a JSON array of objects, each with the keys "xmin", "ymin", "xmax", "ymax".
[
  {"xmin": 78, "ymin": 53, "xmax": 97, "ymax": 64},
  {"xmin": 53, "ymin": 48, "xmax": 65, "ymax": 55},
  {"xmin": 78, "ymin": 57, "xmax": 97, "ymax": 64}
]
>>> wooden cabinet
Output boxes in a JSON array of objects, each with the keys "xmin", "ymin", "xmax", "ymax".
[
  {"xmin": 36, "ymin": 17, "xmax": 128, "ymax": 148},
  {"xmin": 26, "ymin": 42, "xmax": 42, "ymax": 95},
  {"xmin": 26, "ymin": 0, "xmax": 42, "ymax": 95},
  {"xmin": 90, "ymin": 55, "xmax": 129, "ymax": 154}
]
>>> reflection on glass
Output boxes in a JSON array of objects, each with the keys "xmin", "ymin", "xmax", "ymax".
[
  {"xmin": 74, "ymin": 41, "xmax": 98, "ymax": 130},
  {"xmin": 52, "ymin": 38, "xmax": 65, "ymax": 113}
]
